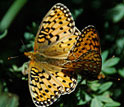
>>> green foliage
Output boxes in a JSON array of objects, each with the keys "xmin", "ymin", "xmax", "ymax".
[
  {"xmin": 91, "ymin": 93, "xmax": 120, "ymax": 107},
  {"xmin": 0, "ymin": 93, "xmax": 19, "ymax": 107},
  {"xmin": 102, "ymin": 50, "xmax": 120, "ymax": 75},
  {"xmin": 0, "ymin": 83, "xmax": 19, "ymax": 107},
  {"xmin": 98, "ymin": 82, "xmax": 113, "ymax": 93},
  {"xmin": 0, "ymin": 30, "xmax": 7, "ymax": 39},
  {"xmin": 118, "ymin": 68, "xmax": 124, "ymax": 78},
  {"xmin": 0, "ymin": 0, "xmax": 124, "ymax": 107},
  {"xmin": 106, "ymin": 3, "xmax": 124, "ymax": 23},
  {"xmin": 72, "ymin": 8, "xmax": 83, "ymax": 19}
]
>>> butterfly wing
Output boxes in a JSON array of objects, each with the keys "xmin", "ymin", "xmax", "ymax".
[
  {"xmin": 68, "ymin": 25, "xmax": 101, "ymax": 60},
  {"xmin": 66, "ymin": 25, "xmax": 102, "ymax": 78},
  {"xmin": 28, "ymin": 61, "xmax": 77, "ymax": 107},
  {"xmin": 41, "ymin": 27, "xmax": 80, "ymax": 59},
  {"xmin": 34, "ymin": 3, "xmax": 76, "ymax": 59}
]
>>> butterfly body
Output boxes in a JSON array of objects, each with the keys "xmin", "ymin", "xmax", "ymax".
[{"xmin": 24, "ymin": 52, "xmax": 67, "ymax": 67}]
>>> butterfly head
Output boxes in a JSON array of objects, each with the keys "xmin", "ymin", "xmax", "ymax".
[{"xmin": 24, "ymin": 52, "xmax": 35, "ymax": 60}]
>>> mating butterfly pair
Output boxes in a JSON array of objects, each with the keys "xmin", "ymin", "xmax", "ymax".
[{"xmin": 24, "ymin": 3, "xmax": 102, "ymax": 107}]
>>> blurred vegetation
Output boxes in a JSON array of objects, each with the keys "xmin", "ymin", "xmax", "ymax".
[{"xmin": 0, "ymin": 0, "xmax": 124, "ymax": 107}]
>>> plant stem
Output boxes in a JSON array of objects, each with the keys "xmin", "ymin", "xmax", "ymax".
[{"xmin": 0, "ymin": 0, "xmax": 28, "ymax": 33}]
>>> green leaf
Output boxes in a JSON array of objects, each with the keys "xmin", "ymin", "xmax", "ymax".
[
  {"xmin": 97, "ymin": 93, "xmax": 120, "ymax": 107},
  {"xmin": 0, "ymin": 59, "xmax": 3, "ymax": 64},
  {"xmin": 113, "ymin": 88, "xmax": 122, "ymax": 98},
  {"xmin": 85, "ymin": 92, "xmax": 91, "ymax": 102},
  {"xmin": 60, "ymin": 103, "xmax": 63, "ymax": 107},
  {"xmin": 78, "ymin": 99, "xmax": 86, "ymax": 105},
  {"xmin": 76, "ymin": 90, "xmax": 81, "ymax": 100},
  {"xmin": 77, "ymin": 91, "xmax": 91, "ymax": 105},
  {"xmin": 102, "ymin": 91, "xmax": 111, "ymax": 97},
  {"xmin": 91, "ymin": 97, "xmax": 103, "ymax": 107},
  {"xmin": 0, "ymin": 93, "xmax": 19, "ymax": 107},
  {"xmin": 24, "ymin": 32, "xmax": 34, "ymax": 40},
  {"xmin": 9, "ymin": 65, "xmax": 22, "ymax": 72},
  {"xmin": 104, "ymin": 21, "xmax": 109, "ymax": 29},
  {"xmin": 102, "ymin": 67, "xmax": 116, "ymax": 74},
  {"xmin": 115, "ymin": 37, "xmax": 124, "ymax": 54},
  {"xmin": 107, "ymin": 4, "xmax": 124, "ymax": 23},
  {"xmin": 98, "ymin": 82, "xmax": 113, "ymax": 93},
  {"xmin": 104, "ymin": 101, "xmax": 120, "ymax": 107},
  {"xmin": 80, "ymin": 79, "xmax": 87, "ymax": 85},
  {"xmin": 116, "ymin": 37, "xmax": 124, "ymax": 49},
  {"xmin": 88, "ymin": 81, "xmax": 100, "ymax": 91},
  {"xmin": 102, "ymin": 57, "xmax": 120, "ymax": 68},
  {"xmin": 118, "ymin": 68, "xmax": 124, "ymax": 78},
  {"xmin": 97, "ymin": 95, "xmax": 113, "ymax": 103},
  {"xmin": 102, "ymin": 50, "xmax": 109, "ymax": 63},
  {"xmin": 73, "ymin": 9, "xmax": 83, "ymax": 19}
]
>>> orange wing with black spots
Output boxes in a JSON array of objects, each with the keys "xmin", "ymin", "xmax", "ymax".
[
  {"xmin": 68, "ymin": 25, "xmax": 101, "ymax": 60},
  {"xmin": 34, "ymin": 3, "xmax": 75, "ymax": 54},
  {"xmin": 26, "ymin": 3, "xmax": 78, "ymax": 107},
  {"xmin": 28, "ymin": 61, "xmax": 77, "ymax": 107},
  {"xmin": 65, "ymin": 25, "xmax": 102, "ymax": 78},
  {"xmin": 41, "ymin": 27, "xmax": 80, "ymax": 59}
]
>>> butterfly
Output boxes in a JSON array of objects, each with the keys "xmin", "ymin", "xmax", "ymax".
[{"xmin": 24, "ymin": 3, "xmax": 102, "ymax": 107}]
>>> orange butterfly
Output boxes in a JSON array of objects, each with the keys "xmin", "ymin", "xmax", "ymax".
[
  {"xmin": 24, "ymin": 3, "xmax": 102, "ymax": 107},
  {"xmin": 64, "ymin": 25, "xmax": 102, "ymax": 80}
]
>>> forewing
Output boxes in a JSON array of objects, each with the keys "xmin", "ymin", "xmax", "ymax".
[
  {"xmin": 28, "ymin": 61, "xmax": 77, "ymax": 107},
  {"xmin": 68, "ymin": 25, "xmax": 101, "ymax": 60},
  {"xmin": 42, "ymin": 28, "xmax": 80, "ymax": 59},
  {"xmin": 34, "ymin": 3, "xmax": 75, "ymax": 55}
]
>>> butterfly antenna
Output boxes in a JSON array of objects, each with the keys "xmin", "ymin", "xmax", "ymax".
[
  {"xmin": 8, "ymin": 39, "xmax": 28, "ymax": 60},
  {"xmin": 8, "ymin": 56, "xmax": 19, "ymax": 60}
]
